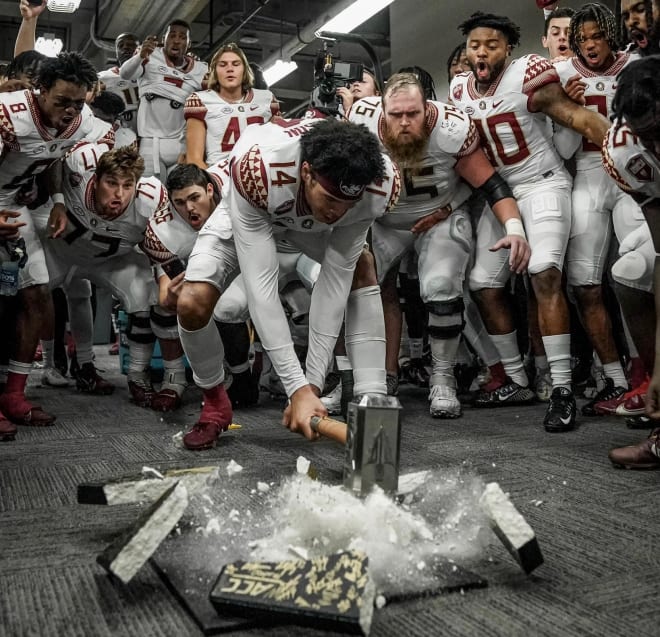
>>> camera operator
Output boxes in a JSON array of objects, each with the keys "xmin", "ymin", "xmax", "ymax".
[{"xmin": 336, "ymin": 68, "xmax": 381, "ymax": 114}]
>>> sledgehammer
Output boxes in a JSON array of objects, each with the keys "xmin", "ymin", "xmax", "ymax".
[
  {"xmin": 310, "ymin": 415, "xmax": 347, "ymax": 444},
  {"xmin": 311, "ymin": 394, "xmax": 402, "ymax": 495}
]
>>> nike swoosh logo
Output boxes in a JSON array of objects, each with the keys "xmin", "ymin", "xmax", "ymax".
[
  {"xmin": 559, "ymin": 415, "xmax": 573, "ymax": 425},
  {"xmin": 492, "ymin": 100, "xmax": 504, "ymax": 108},
  {"xmin": 497, "ymin": 387, "xmax": 516, "ymax": 400},
  {"xmin": 250, "ymin": 105, "xmax": 260, "ymax": 111}
]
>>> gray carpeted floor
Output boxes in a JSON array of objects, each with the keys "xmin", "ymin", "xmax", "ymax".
[{"xmin": 1, "ymin": 348, "xmax": 658, "ymax": 637}]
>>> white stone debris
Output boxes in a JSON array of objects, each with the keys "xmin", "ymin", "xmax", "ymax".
[
  {"xmin": 296, "ymin": 456, "xmax": 311, "ymax": 475},
  {"xmin": 171, "ymin": 431, "xmax": 184, "ymax": 447},
  {"xmin": 226, "ymin": 460, "xmax": 243, "ymax": 476},
  {"xmin": 257, "ymin": 481, "xmax": 270, "ymax": 493},
  {"xmin": 141, "ymin": 466, "xmax": 165, "ymax": 480},
  {"xmin": 375, "ymin": 595, "xmax": 387, "ymax": 609},
  {"xmin": 204, "ymin": 517, "xmax": 221, "ymax": 537}
]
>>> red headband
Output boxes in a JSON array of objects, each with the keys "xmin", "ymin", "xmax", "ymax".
[{"xmin": 313, "ymin": 171, "xmax": 366, "ymax": 201}]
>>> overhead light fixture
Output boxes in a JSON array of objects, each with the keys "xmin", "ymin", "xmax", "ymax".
[
  {"xmin": 263, "ymin": 59, "xmax": 298, "ymax": 86},
  {"xmin": 318, "ymin": 0, "xmax": 396, "ymax": 34},
  {"xmin": 47, "ymin": 0, "xmax": 81, "ymax": 12},
  {"xmin": 35, "ymin": 33, "xmax": 64, "ymax": 57},
  {"xmin": 239, "ymin": 34, "xmax": 260, "ymax": 45}
]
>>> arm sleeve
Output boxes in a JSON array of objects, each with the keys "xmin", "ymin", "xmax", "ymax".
[
  {"xmin": 304, "ymin": 220, "xmax": 372, "ymax": 391},
  {"xmin": 229, "ymin": 185, "xmax": 309, "ymax": 397},
  {"xmin": 119, "ymin": 55, "xmax": 144, "ymax": 80}
]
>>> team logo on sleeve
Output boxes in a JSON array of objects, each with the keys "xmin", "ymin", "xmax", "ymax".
[
  {"xmin": 452, "ymin": 85, "xmax": 463, "ymax": 101},
  {"xmin": 626, "ymin": 154, "xmax": 654, "ymax": 182},
  {"xmin": 69, "ymin": 172, "xmax": 83, "ymax": 188}
]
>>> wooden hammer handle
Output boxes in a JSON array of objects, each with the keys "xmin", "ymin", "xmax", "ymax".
[{"xmin": 310, "ymin": 416, "xmax": 347, "ymax": 445}]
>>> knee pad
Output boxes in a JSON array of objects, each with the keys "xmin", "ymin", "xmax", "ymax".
[
  {"xmin": 150, "ymin": 306, "xmax": 179, "ymax": 340},
  {"xmin": 611, "ymin": 250, "xmax": 654, "ymax": 292},
  {"xmin": 426, "ymin": 299, "xmax": 464, "ymax": 339},
  {"xmin": 127, "ymin": 311, "xmax": 156, "ymax": 344}
]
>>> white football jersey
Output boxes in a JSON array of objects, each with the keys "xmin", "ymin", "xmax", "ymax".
[
  {"xmin": 97, "ymin": 66, "xmax": 140, "ymax": 132},
  {"xmin": 602, "ymin": 120, "xmax": 660, "ymax": 201},
  {"xmin": 140, "ymin": 158, "xmax": 230, "ymax": 265},
  {"xmin": 554, "ymin": 52, "xmax": 635, "ymax": 171},
  {"xmin": 0, "ymin": 90, "xmax": 114, "ymax": 207},
  {"xmin": 184, "ymin": 88, "xmax": 278, "ymax": 164},
  {"xmin": 450, "ymin": 55, "xmax": 564, "ymax": 190},
  {"xmin": 228, "ymin": 118, "xmax": 401, "ymax": 234},
  {"xmin": 60, "ymin": 142, "xmax": 168, "ymax": 262},
  {"xmin": 124, "ymin": 48, "xmax": 207, "ymax": 138},
  {"xmin": 349, "ymin": 97, "xmax": 476, "ymax": 229}
]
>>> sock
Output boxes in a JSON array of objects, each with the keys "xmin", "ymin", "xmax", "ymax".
[
  {"xmin": 602, "ymin": 361, "xmax": 627, "ymax": 388},
  {"xmin": 178, "ymin": 318, "xmax": 225, "ymax": 389},
  {"xmin": 534, "ymin": 355, "xmax": 549, "ymax": 372},
  {"xmin": 41, "ymin": 340, "xmax": 55, "ymax": 368},
  {"xmin": 67, "ymin": 295, "xmax": 95, "ymax": 365},
  {"xmin": 6, "ymin": 360, "xmax": 32, "ymax": 395},
  {"xmin": 542, "ymin": 333, "xmax": 572, "ymax": 390},
  {"xmin": 490, "ymin": 332, "xmax": 528, "ymax": 387}
]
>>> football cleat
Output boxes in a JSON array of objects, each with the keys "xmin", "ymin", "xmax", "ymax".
[{"xmin": 543, "ymin": 387, "xmax": 576, "ymax": 432}]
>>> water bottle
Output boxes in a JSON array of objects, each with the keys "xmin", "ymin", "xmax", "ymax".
[
  {"xmin": 0, "ymin": 238, "xmax": 27, "ymax": 297},
  {"xmin": 0, "ymin": 260, "xmax": 19, "ymax": 296}
]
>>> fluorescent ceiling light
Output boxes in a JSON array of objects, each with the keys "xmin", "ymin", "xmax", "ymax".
[
  {"xmin": 47, "ymin": 0, "xmax": 81, "ymax": 12},
  {"xmin": 263, "ymin": 59, "xmax": 298, "ymax": 86},
  {"xmin": 35, "ymin": 34, "xmax": 63, "ymax": 57},
  {"xmin": 319, "ymin": 0, "xmax": 396, "ymax": 34}
]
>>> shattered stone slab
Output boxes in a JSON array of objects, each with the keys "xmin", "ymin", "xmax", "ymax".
[
  {"xmin": 77, "ymin": 465, "xmax": 219, "ymax": 505},
  {"xmin": 480, "ymin": 482, "xmax": 544, "ymax": 574},
  {"xmin": 97, "ymin": 482, "xmax": 189, "ymax": 584}
]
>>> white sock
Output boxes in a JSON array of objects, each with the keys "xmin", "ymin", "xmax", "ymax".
[
  {"xmin": 542, "ymin": 333, "xmax": 572, "ymax": 390},
  {"xmin": 490, "ymin": 331, "xmax": 528, "ymax": 387},
  {"xmin": 178, "ymin": 318, "xmax": 225, "ymax": 389},
  {"xmin": 602, "ymin": 361, "xmax": 627, "ymax": 389}
]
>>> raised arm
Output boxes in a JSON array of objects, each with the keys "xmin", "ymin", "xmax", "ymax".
[{"xmin": 532, "ymin": 81, "xmax": 610, "ymax": 148}]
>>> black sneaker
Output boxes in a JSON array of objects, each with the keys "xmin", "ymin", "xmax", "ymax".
[
  {"xmin": 581, "ymin": 378, "xmax": 627, "ymax": 416},
  {"xmin": 76, "ymin": 362, "xmax": 115, "ymax": 395},
  {"xmin": 473, "ymin": 379, "xmax": 535, "ymax": 407},
  {"xmin": 544, "ymin": 387, "xmax": 576, "ymax": 432},
  {"xmin": 400, "ymin": 358, "xmax": 430, "ymax": 388},
  {"xmin": 626, "ymin": 414, "xmax": 655, "ymax": 429}
]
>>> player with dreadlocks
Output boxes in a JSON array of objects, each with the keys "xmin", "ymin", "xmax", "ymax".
[
  {"xmin": 450, "ymin": 11, "xmax": 611, "ymax": 432},
  {"xmin": 446, "ymin": 44, "xmax": 470, "ymax": 83},
  {"xmin": 552, "ymin": 3, "xmax": 653, "ymax": 419},
  {"xmin": 602, "ymin": 56, "xmax": 660, "ymax": 468},
  {"xmin": 620, "ymin": 0, "xmax": 660, "ymax": 55}
]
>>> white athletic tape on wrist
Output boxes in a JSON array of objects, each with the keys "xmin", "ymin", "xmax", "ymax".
[
  {"xmin": 504, "ymin": 218, "xmax": 526, "ymax": 239},
  {"xmin": 51, "ymin": 193, "xmax": 65, "ymax": 205}
]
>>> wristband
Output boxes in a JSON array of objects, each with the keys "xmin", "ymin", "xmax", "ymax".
[
  {"xmin": 504, "ymin": 218, "xmax": 527, "ymax": 239},
  {"xmin": 51, "ymin": 194, "xmax": 65, "ymax": 205}
]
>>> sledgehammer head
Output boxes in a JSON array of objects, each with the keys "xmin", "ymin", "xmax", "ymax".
[
  {"xmin": 480, "ymin": 482, "xmax": 544, "ymax": 575},
  {"xmin": 312, "ymin": 394, "xmax": 402, "ymax": 496}
]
